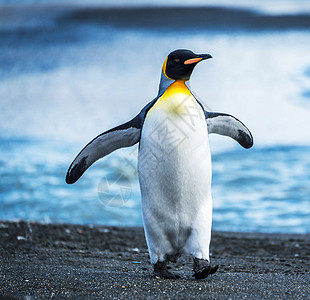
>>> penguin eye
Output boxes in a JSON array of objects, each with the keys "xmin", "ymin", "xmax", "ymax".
[{"xmin": 174, "ymin": 58, "xmax": 181, "ymax": 63}]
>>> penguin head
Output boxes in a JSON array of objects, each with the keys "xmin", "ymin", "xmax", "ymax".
[{"xmin": 162, "ymin": 49, "xmax": 212, "ymax": 81}]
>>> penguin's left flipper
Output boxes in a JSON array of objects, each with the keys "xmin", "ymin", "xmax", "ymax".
[
  {"xmin": 206, "ymin": 112, "xmax": 253, "ymax": 149},
  {"xmin": 66, "ymin": 115, "xmax": 142, "ymax": 184}
]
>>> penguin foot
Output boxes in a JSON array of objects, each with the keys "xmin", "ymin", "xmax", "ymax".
[
  {"xmin": 193, "ymin": 258, "xmax": 219, "ymax": 280},
  {"xmin": 154, "ymin": 261, "xmax": 180, "ymax": 279}
]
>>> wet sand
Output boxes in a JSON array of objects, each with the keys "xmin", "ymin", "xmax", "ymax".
[{"xmin": 0, "ymin": 221, "xmax": 309, "ymax": 299}]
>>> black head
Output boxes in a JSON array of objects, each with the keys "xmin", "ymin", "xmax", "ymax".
[{"xmin": 163, "ymin": 49, "xmax": 212, "ymax": 81}]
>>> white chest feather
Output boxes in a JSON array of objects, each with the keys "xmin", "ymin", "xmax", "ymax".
[
  {"xmin": 141, "ymin": 84, "xmax": 210, "ymax": 216},
  {"xmin": 138, "ymin": 81, "xmax": 213, "ymax": 262}
]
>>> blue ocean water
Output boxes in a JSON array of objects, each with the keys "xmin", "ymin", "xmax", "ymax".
[{"xmin": 0, "ymin": 1, "xmax": 309, "ymax": 233}]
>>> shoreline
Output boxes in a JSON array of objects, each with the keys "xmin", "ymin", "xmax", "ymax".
[{"xmin": 0, "ymin": 221, "xmax": 309, "ymax": 299}]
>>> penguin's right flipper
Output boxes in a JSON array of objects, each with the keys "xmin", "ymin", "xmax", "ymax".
[
  {"xmin": 65, "ymin": 115, "xmax": 142, "ymax": 184},
  {"xmin": 66, "ymin": 97, "xmax": 159, "ymax": 184},
  {"xmin": 206, "ymin": 112, "xmax": 253, "ymax": 149}
]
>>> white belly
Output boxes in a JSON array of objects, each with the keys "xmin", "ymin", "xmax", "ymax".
[{"xmin": 138, "ymin": 88, "xmax": 213, "ymax": 263}]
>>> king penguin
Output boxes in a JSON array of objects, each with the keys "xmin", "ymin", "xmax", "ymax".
[{"xmin": 66, "ymin": 49, "xmax": 253, "ymax": 279}]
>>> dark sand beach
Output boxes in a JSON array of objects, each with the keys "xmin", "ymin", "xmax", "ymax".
[{"xmin": 0, "ymin": 221, "xmax": 309, "ymax": 299}]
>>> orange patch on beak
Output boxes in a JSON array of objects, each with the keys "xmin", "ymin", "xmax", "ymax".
[{"xmin": 184, "ymin": 57, "xmax": 203, "ymax": 65}]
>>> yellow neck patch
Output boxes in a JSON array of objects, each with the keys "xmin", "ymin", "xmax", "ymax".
[
  {"xmin": 163, "ymin": 80, "xmax": 191, "ymax": 97},
  {"xmin": 149, "ymin": 80, "xmax": 192, "ymax": 116}
]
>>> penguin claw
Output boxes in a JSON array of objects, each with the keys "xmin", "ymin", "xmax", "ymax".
[
  {"xmin": 193, "ymin": 258, "xmax": 219, "ymax": 280},
  {"xmin": 210, "ymin": 264, "xmax": 219, "ymax": 275},
  {"xmin": 193, "ymin": 265, "xmax": 219, "ymax": 279},
  {"xmin": 154, "ymin": 270, "xmax": 180, "ymax": 279},
  {"xmin": 153, "ymin": 261, "xmax": 180, "ymax": 279},
  {"xmin": 193, "ymin": 267, "xmax": 210, "ymax": 280}
]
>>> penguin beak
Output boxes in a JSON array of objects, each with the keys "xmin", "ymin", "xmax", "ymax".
[{"xmin": 184, "ymin": 54, "xmax": 212, "ymax": 65}]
